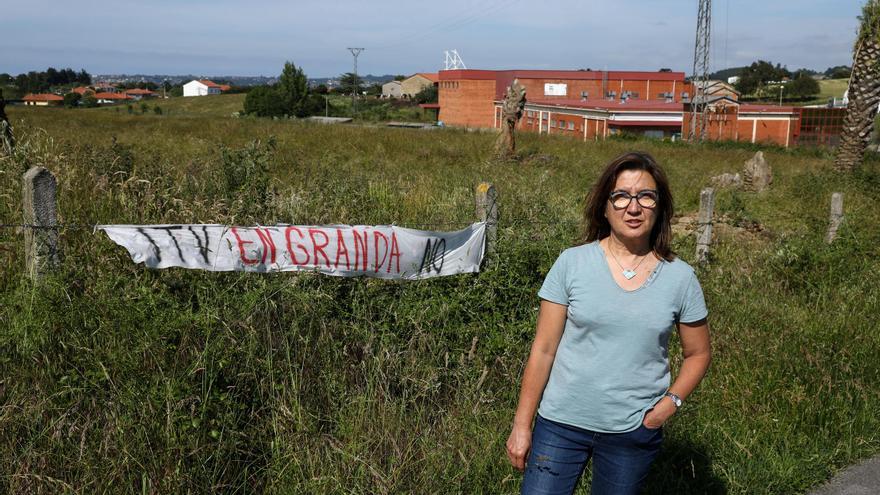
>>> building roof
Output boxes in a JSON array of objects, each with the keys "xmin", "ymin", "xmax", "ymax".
[
  {"xmin": 23, "ymin": 93, "xmax": 63, "ymax": 102},
  {"xmin": 739, "ymin": 104, "xmax": 796, "ymax": 113},
  {"xmin": 94, "ymin": 92, "xmax": 133, "ymax": 100},
  {"xmin": 71, "ymin": 87, "xmax": 93, "ymax": 95},
  {"xmin": 124, "ymin": 88, "xmax": 156, "ymax": 95},
  {"xmin": 414, "ymin": 72, "xmax": 439, "ymax": 82},
  {"xmin": 440, "ymin": 69, "xmax": 686, "ymax": 82},
  {"xmin": 526, "ymin": 98, "xmax": 684, "ymax": 112},
  {"xmin": 607, "ymin": 120, "xmax": 682, "ymax": 127},
  {"xmin": 199, "ymin": 79, "xmax": 221, "ymax": 88}
]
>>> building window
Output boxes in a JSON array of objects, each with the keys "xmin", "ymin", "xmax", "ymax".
[
  {"xmin": 558, "ymin": 119, "xmax": 565, "ymax": 128},
  {"xmin": 630, "ymin": 92, "xmax": 639, "ymax": 99},
  {"xmin": 568, "ymin": 121, "xmax": 575, "ymax": 130},
  {"xmin": 527, "ymin": 118, "xmax": 534, "ymax": 125}
]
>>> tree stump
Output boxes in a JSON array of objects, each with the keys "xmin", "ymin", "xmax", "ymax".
[{"xmin": 494, "ymin": 81, "xmax": 526, "ymax": 159}]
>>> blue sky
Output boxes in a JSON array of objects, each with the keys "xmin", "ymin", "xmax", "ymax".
[{"xmin": 0, "ymin": 0, "xmax": 864, "ymax": 77}]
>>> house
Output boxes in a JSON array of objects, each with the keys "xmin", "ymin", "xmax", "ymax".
[
  {"xmin": 183, "ymin": 79, "xmax": 227, "ymax": 97},
  {"xmin": 123, "ymin": 88, "xmax": 157, "ymax": 100},
  {"xmin": 381, "ymin": 80, "xmax": 403, "ymax": 98},
  {"xmin": 71, "ymin": 86, "xmax": 94, "ymax": 96},
  {"xmin": 22, "ymin": 93, "xmax": 64, "ymax": 106},
  {"xmin": 93, "ymin": 92, "xmax": 133, "ymax": 104},
  {"xmin": 94, "ymin": 82, "xmax": 118, "ymax": 93},
  {"xmin": 694, "ymin": 80, "xmax": 741, "ymax": 100},
  {"xmin": 401, "ymin": 73, "xmax": 438, "ymax": 98}
]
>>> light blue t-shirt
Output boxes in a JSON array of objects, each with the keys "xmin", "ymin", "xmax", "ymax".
[{"xmin": 536, "ymin": 240, "xmax": 708, "ymax": 433}]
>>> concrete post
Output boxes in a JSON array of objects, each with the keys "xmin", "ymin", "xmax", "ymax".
[
  {"xmin": 825, "ymin": 192, "xmax": 844, "ymax": 244},
  {"xmin": 475, "ymin": 182, "xmax": 498, "ymax": 259},
  {"xmin": 23, "ymin": 166, "xmax": 60, "ymax": 279},
  {"xmin": 696, "ymin": 187, "xmax": 715, "ymax": 263}
]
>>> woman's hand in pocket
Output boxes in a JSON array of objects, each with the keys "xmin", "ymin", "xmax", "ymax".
[{"xmin": 643, "ymin": 397, "xmax": 677, "ymax": 429}]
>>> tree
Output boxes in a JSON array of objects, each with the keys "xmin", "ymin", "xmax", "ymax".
[
  {"xmin": 414, "ymin": 84, "xmax": 438, "ymax": 104},
  {"xmin": 243, "ymin": 85, "xmax": 287, "ymax": 117},
  {"xmin": 81, "ymin": 94, "xmax": 98, "ymax": 108},
  {"xmin": 339, "ymin": 72, "xmax": 363, "ymax": 96},
  {"xmin": 825, "ymin": 65, "xmax": 852, "ymax": 79},
  {"xmin": 63, "ymin": 92, "xmax": 81, "ymax": 108},
  {"xmin": 278, "ymin": 61, "xmax": 309, "ymax": 116},
  {"xmin": 786, "ymin": 71, "xmax": 820, "ymax": 98},
  {"xmin": 734, "ymin": 60, "xmax": 791, "ymax": 95},
  {"xmin": 835, "ymin": 0, "xmax": 880, "ymax": 172}
]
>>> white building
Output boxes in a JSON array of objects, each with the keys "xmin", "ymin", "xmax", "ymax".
[
  {"xmin": 381, "ymin": 80, "xmax": 402, "ymax": 98},
  {"xmin": 183, "ymin": 79, "xmax": 225, "ymax": 97}
]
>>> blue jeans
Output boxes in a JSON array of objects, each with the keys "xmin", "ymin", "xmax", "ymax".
[{"xmin": 521, "ymin": 414, "xmax": 663, "ymax": 495}]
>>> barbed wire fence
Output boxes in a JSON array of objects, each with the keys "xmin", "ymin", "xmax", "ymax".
[{"xmin": 2, "ymin": 165, "xmax": 847, "ymax": 281}]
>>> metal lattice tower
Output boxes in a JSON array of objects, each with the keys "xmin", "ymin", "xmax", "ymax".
[
  {"xmin": 347, "ymin": 47, "xmax": 364, "ymax": 111},
  {"xmin": 444, "ymin": 50, "xmax": 467, "ymax": 70},
  {"xmin": 689, "ymin": 0, "xmax": 711, "ymax": 141}
]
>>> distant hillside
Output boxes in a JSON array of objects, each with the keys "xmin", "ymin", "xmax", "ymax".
[{"xmin": 709, "ymin": 67, "xmax": 747, "ymax": 80}]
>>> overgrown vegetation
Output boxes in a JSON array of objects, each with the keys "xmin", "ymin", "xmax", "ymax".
[{"xmin": 0, "ymin": 106, "xmax": 878, "ymax": 494}]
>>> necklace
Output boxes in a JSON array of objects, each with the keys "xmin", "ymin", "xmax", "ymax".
[{"xmin": 605, "ymin": 241, "xmax": 650, "ymax": 280}]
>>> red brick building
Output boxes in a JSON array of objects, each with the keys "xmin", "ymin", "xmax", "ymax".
[
  {"xmin": 438, "ymin": 69, "xmax": 693, "ymax": 129},
  {"xmin": 438, "ymin": 68, "xmax": 805, "ymax": 148}
]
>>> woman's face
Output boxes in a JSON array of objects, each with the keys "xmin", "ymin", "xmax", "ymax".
[{"xmin": 604, "ymin": 169, "xmax": 659, "ymax": 243}]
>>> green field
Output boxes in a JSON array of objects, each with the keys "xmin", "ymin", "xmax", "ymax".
[
  {"xmin": 95, "ymin": 93, "xmax": 434, "ymax": 122},
  {"xmin": 1, "ymin": 106, "xmax": 878, "ymax": 494},
  {"xmin": 818, "ymin": 78, "xmax": 849, "ymax": 101}
]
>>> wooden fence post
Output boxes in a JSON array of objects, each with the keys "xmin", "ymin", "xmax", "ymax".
[
  {"xmin": 825, "ymin": 192, "xmax": 844, "ymax": 244},
  {"xmin": 23, "ymin": 166, "xmax": 60, "ymax": 280},
  {"xmin": 475, "ymin": 182, "xmax": 498, "ymax": 259},
  {"xmin": 696, "ymin": 187, "xmax": 715, "ymax": 263}
]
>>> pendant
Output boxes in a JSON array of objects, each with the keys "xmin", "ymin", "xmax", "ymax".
[{"xmin": 622, "ymin": 269, "xmax": 637, "ymax": 280}]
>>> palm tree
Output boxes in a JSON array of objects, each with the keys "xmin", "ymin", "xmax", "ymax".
[{"xmin": 835, "ymin": 0, "xmax": 880, "ymax": 172}]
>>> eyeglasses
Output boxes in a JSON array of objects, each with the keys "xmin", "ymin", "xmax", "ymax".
[{"xmin": 609, "ymin": 190, "xmax": 658, "ymax": 209}]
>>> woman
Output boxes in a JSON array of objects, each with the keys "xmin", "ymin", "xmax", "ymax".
[{"xmin": 506, "ymin": 151, "xmax": 711, "ymax": 495}]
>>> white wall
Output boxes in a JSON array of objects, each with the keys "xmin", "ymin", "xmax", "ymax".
[{"xmin": 183, "ymin": 81, "xmax": 208, "ymax": 97}]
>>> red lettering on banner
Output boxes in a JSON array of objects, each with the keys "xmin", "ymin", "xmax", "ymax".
[
  {"xmin": 254, "ymin": 228, "xmax": 277, "ymax": 264},
  {"xmin": 309, "ymin": 228, "xmax": 331, "ymax": 268},
  {"xmin": 334, "ymin": 228, "xmax": 351, "ymax": 270},
  {"xmin": 373, "ymin": 231, "xmax": 389, "ymax": 273},
  {"xmin": 388, "ymin": 232, "xmax": 402, "ymax": 273},
  {"xmin": 231, "ymin": 227, "xmax": 260, "ymax": 265},
  {"xmin": 284, "ymin": 226, "xmax": 310, "ymax": 265},
  {"xmin": 353, "ymin": 229, "xmax": 368, "ymax": 271}
]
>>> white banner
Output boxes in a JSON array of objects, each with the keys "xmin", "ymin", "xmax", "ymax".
[{"xmin": 99, "ymin": 223, "xmax": 486, "ymax": 279}]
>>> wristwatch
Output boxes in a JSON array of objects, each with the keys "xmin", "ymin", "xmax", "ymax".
[{"xmin": 664, "ymin": 392, "xmax": 682, "ymax": 408}]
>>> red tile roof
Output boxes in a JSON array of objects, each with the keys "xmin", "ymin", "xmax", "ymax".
[
  {"xmin": 94, "ymin": 92, "xmax": 133, "ymax": 100},
  {"xmin": 123, "ymin": 88, "xmax": 156, "ymax": 95},
  {"xmin": 217, "ymin": 84, "xmax": 231, "ymax": 91},
  {"xmin": 199, "ymin": 79, "xmax": 221, "ymax": 88},
  {"xmin": 71, "ymin": 87, "xmax": 93, "ymax": 95},
  {"xmin": 415, "ymin": 73, "xmax": 439, "ymax": 82},
  {"xmin": 23, "ymin": 93, "xmax": 63, "ymax": 102}
]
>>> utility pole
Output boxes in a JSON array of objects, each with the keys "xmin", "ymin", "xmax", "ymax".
[
  {"xmin": 689, "ymin": 0, "xmax": 712, "ymax": 142},
  {"xmin": 347, "ymin": 47, "xmax": 364, "ymax": 113}
]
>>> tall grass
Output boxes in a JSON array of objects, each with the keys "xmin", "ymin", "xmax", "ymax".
[{"xmin": 0, "ymin": 106, "xmax": 878, "ymax": 494}]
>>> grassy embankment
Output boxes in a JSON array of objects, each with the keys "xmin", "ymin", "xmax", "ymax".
[{"xmin": 1, "ymin": 103, "xmax": 879, "ymax": 494}]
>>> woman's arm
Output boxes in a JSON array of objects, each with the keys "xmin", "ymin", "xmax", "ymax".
[
  {"xmin": 506, "ymin": 300, "xmax": 568, "ymax": 471},
  {"xmin": 643, "ymin": 318, "xmax": 712, "ymax": 428}
]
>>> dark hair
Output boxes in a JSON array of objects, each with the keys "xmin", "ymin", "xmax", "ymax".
[{"xmin": 580, "ymin": 151, "xmax": 676, "ymax": 261}]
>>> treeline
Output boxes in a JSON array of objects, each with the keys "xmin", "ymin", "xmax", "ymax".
[
  {"xmin": 0, "ymin": 67, "xmax": 92, "ymax": 95},
  {"xmin": 733, "ymin": 60, "xmax": 821, "ymax": 98}
]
